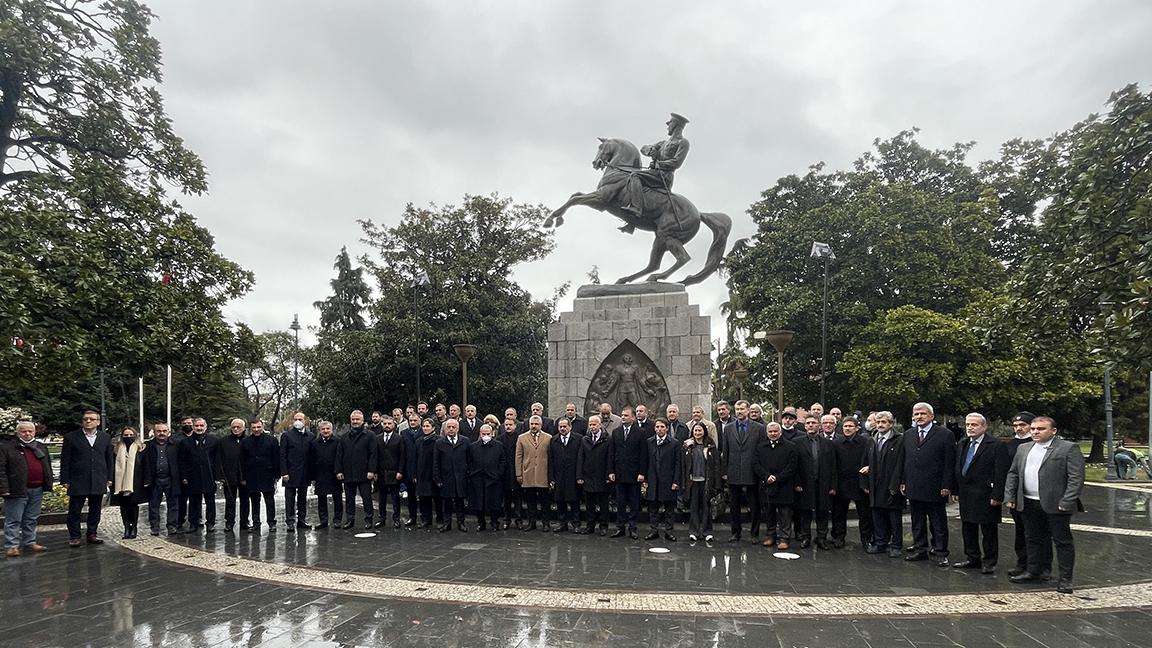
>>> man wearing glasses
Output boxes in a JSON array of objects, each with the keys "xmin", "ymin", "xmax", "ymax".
[{"xmin": 59, "ymin": 410, "xmax": 114, "ymax": 547}]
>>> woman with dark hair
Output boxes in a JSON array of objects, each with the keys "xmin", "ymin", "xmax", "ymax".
[
  {"xmin": 110, "ymin": 426, "xmax": 147, "ymax": 539},
  {"xmin": 681, "ymin": 421, "xmax": 720, "ymax": 542},
  {"xmin": 413, "ymin": 418, "xmax": 441, "ymax": 529}
]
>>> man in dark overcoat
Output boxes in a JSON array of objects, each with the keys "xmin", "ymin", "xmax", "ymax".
[
  {"xmin": 831, "ymin": 417, "xmax": 874, "ymax": 549},
  {"xmin": 643, "ymin": 419, "xmax": 681, "ymax": 541},
  {"xmin": 500, "ymin": 417, "xmax": 525, "ymax": 529},
  {"xmin": 59, "ymin": 409, "xmax": 114, "ymax": 546},
  {"xmin": 374, "ymin": 415, "xmax": 406, "ymax": 529},
  {"xmin": 467, "ymin": 424, "xmax": 505, "ymax": 530},
  {"xmin": 241, "ymin": 419, "xmax": 279, "ymax": 531},
  {"xmin": 214, "ymin": 418, "xmax": 248, "ymax": 532},
  {"xmin": 434, "ymin": 418, "xmax": 471, "ymax": 531},
  {"xmin": 413, "ymin": 419, "xmax": 441, "ymax": 528},
  {"xmin": 335, "ymin": 410, "xmax": 377, "ymax": 529},
  {"xmin": 864, "ymin": 411, "xmax": 905, "ymax": 557},
  {"xmin": 178, "ymin": 417, "xmax": 218, "ymax": 532},
  {"xmin": 899, "ymin": 402, "xmax": 956, "ymax": 566},
  {"xmin": 579, "ymin": 415, "xmax": 613, "ymax": 535},
  {"xmin": 720, "ymin": 400, "xmax": 764, "ymax": 542},
  {"xmin": 753, "ymin": 422, "xmax": 798, "ymax": 549},
  {"xmin": 280, "ymin": 411, "xmax": 315, "ymax": 530},
  {"xmin": 401, "ymin": 413, "xmax": 423, "ymax": 526},
  {"xmin": 794, "ymin": 415, "xmax": 838, "ymax": 549},
  {"xmin": 952, "ymin": 412, "xmax": 1011, "ymax": 573},
  {"xmin": 548, "ymin": 417, "xmax": 584, "ymax": 533},
  {"xmin": 310, "ymin": 421, "xmax": 343, "ymax": 528},
  {"xmin": 142, "ymin": 422, "xmax": 181, "ymax": 535},
  {"xmin": 609, "ymin": 407, "xmax": 648, "ymax": 539}
]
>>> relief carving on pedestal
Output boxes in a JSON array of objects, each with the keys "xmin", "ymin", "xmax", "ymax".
[{"xmin": 584, "ymin": 340, "xmax": 670, "ymax": 418}]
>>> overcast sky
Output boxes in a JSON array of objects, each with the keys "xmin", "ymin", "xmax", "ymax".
[{"xmin": 146, "ymin": 0, "xmax": 1151, "ymax": 347}]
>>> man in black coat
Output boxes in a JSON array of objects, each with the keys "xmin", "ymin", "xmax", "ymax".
[
  {"xmin": 713, "ymin": 400, "xmax": 734, "ymax": 452},
  {"xmin": 178, "ymin": 418, "xmax": 219, "ymax": 532},
  {"xmin": 280, "ymin": 412, "xmax": 315, "ymax": 531},
  {"xmin": 831, "ymin": 417, "xmax": 874, "ymax": 549},
  {"xmin": 561, "ymin": 402, "xmax": 588, "ymax": 436},
  {"xmin": 500, "ymin": 417, "xmax": 525, "ymax": 529},
  {"xmin": 59, "ymin": 409, "xmax": 114, "ymax": 546},
  {"xmin": 900, "ymin": 402, "xmax": 956, "ymax": 566},
  {"xmin": 241, "ymin": 419, "xmax": 280, "ymax": 531},
  {"xmin": 579, "ymin": 416, "xmax": 613, "ymax": 535},
  {"xmin": 609, "ymin": 407, "xmax": 648, "ymax": 539},
  {"xmin": 528, "ymin": 402, "xmax": 557, "ymax": 435},
  {"xmin": 142, "ymin": 422, "xmax": 181, "ymax": 535},
  {"xmin": 634, "ymin": 405, "xmax": 656, "ymax": 439},
  {"xmin": 459, "ymin": 405, "xmax": 483, "ymax": 441},
  {"xmin": 214, "ymin": 418, "xmax": 248, "ymax": 532},
  {"xmin": 336, "ymin": 410, "xmax": 378, "ymax": 530},
  {"xmin": 864, "ymin": 411, "xmax": 905, "ymax": 557},
  {"xmin": 434, "ymin": 419, "xmax": 471, "ymax": 532},
  {"xmin": 721, "ymin": 400, "xmax": 765, "ymax": 542},
  {"xmin": 794, "ymin": 415, "xmax": 838, "ymax": 550},
  {"xmin": 779, "ymin": 410, "xmax": 803, "ymax": 442},
  {"xmin": 952, "ymin": 413, "xmax": 1011, "ymax": 573},
  {"xmin": 666, "ymin": 404, "xmax": 691, "ymax": 443},
  {"xmin": 401, "ymin": 413, "xmax": 423, "ymax": 526},
  {"xmin": 753, "ymin": 422, "xmax": 798, "ymax": 549},
  {"xmin": 467, "ymin": 424, "xmax": 505, "ymax": 530},
  {"xmin": 548, "ymin": 417, "xmax": 584, "ymax": 533},
  {"xmin": 1005, "ymin": 411, "xmax": 1040, "ymax": 577},
  {"xmin": 311, "ymin": 421, "xmax": 343, "ymax": 528},
  {"xmin": 171, "ymin": 417, "xmax": 194, "ymax": 530},
  {"xmin": 374, "ymin": 416, "xmax": 406, "ymax": 529},
  {"xmin": 643, "ymin": 419, "xmax": 681, "ymax": 541}
]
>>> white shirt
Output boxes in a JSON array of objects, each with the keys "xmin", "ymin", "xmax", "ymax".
[
  {"xmin": 1023, "ymin": 439, "xmax": 1053, "ymax": 500},
  {"xmin": 85, "ymin": 431, "xmax": 98, "ymax": 447}
]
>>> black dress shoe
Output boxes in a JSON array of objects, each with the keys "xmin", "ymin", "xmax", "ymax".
[
  {"xmin": 553, "ymin": 525, "xmax": 565, "ymax": 534},
  {"xmin": 887, "ymin": 548, "xmax": 903, "ymax": 558},
  {"xmin": 937, "ymin": 557, "xmax": 951, "ymax": 567},
  {"xmin": 981, "ymin": 566, "xmax": 996, "ymax": 575},
  {"xmin": 205, "ymin": 525, "xmax": 216, "ymax": 533},
  {"xmin": 501, "ymin": 520, "xmax": 511, "ymax": 530},
  {"xmin": 1009, "ymin": 572, "xmax": 1041, "ymax": 583},
  {"xmin": 664, "ymin": 532, "xmax": 676, "ymax": 542},
  {"xmin": 644, "ymin": 530, "xmax": 660, "ymax": 540},
  {"xmin": 815, "ymin": 539, "xmax": 830, "ymax": 550},
  {"xmin": 374, "ymin": 520, "xmax": 387, "ymax": 528},
  {"xmin": 831, "ymin": 539, "xmax": 845, "ymax": 549},
  {"xmin": 315, "ymin": 523, "xmax": 329, "ymax": 529},
  {"xmin": 904, "ymin": 551, "xmax": 929, "ymax": 562},
  {"xmin": 478, "ymin": 522, "xmax": 487, "ymax": 531},
  {"xmin": 799, "ymin": 538, "xmax": 811, "ymax": 548},
  {"xmin": 340, "ymin": 521, "xmax": 355, "ymax": 529},
  {"xmin": 393, "ymin": 520, "xmax": 402, "ymax": 529},
  {"xmin": 285, "ymin": 525, "xmax": 295, "ymax": 533},
  {"xmin": 865, "ymin": 544, "xmax": 886, "ymax": 555},
  {"xmin": 364, "ymin": 521, "xmax": 374, "ymax": 530},
  {"xmin": 150, "ymin": 529, "xmax": 160, "ymax": 536},
  {"xmin": 405, "ymin": 519, "xmax": 417, "ymax": 528},
  {"xmin": 458, "ymin": 522, "xmax": 468, "ymax": 532},
  {"xmin": 438, "ymin": 524, "xmax": 451, "ymax": 533},
  {"xmin": 1056, "ymin": 579, "xmax": 1074, "ymax": 594},
  {"xmin": 727, "ymin": 535, "xmax": 741, "ymax": 543},
  {"xmin": 610, "ymin": 528, "xmax": 626, "ymax": 538},
  {"xmin": 952, "ymin": 559, "xmax": 981, "ymax": 569},
  {"xmin": 1007, "ymin": 567, "xmax": 1027, "ymax": 577},
  {"xmin": 598, "ymin": 527, "xmax": 608, "ymax": 536},
  {"xmin": 628, "ymin": 529, "xmax": 638, "ymax": 540},
  {"xmin": 85, "ymin": 535, "xmax": 104, "ymax": 545}
]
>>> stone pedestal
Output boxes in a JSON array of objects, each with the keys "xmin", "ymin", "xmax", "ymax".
[{"xmin": 548, "ymin": 283, "xmax": 712, "ymax": 417}]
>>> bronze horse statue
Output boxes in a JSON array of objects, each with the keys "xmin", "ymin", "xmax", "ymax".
[{"xmin": 543, "ymin": 138, "xmax": 731, "ymax": 285}]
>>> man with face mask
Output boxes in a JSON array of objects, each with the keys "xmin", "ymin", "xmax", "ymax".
[
  {"xmin": 401, "ymin": 414, "xmax": 423, "ymax": 527},
  {"xmin": 467, "ymin": 424, "xmax": 506, "ymax": 531},
  {"xmin": 178, "ymin": 418, "xmax": 219, "ymax": 533},
  {"xmin": 280, "ymin": 412, "xmax": 315, "ymax": 531},
  {"xmin": 172, "ymin": 416, "xmax": 195, "ymax": 531}
]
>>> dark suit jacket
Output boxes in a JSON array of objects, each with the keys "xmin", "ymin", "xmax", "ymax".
[
  {"xmin": 753, "ymin": 438, "xmax": 798, "ymax": 504},
  {"xmin": 866, "ymin": 432, "xmax": 905, "ymax": 510},
  {"xmin": 580, "ymin": 430, "xmax": 613, "ymax": 494},
  {"xmin": 459, "ymin": 418, "xmax": 483, "ymax": 441},
  {"xmin": 721, "ymin": 419, "xmax": 765, "ymax": 486},
  {"xmin": 1003, "ymin": 437, "xmax": 1085, "ymax": 515},
  {"xmin": 375, "ymin": 431, "xmax": 406, "ymax": 485},
  {"xmin": 548, "ymin": 433, "xmax": 584, "ymax": 502},
  {"xmin": 434, "ymin": 435, "xmax": 471, "ymax": 499},
  {"xmin": 610, "ymin": 425, "xmax": 648, "ymax": 483},
  {"xmin": 214, "ymin": 433, "xmax": 246, "ymax": 486},
  {"xmin": 668, "ymin": 420, "xmax": 691, "ymax": 443},
  {"xmin": 310, "ymin": 435, "xmax": 341, "ymax": 495},
  {"xmin": 241, "ymin": 433, "xmax": 280, "ymax": 493},
  {"xmin": 833, "ymin": 434, "xmax": 873, "ymax": 500},
  {"xmin": 954, "ymin": 434, "xmax": 1011, "ymax": 524},
  {"xmin": 59, "ymin": 429, "xmax": 114, "ymax": 496},
  {"xmin": 635, "ymin": 418, "xmax": 656, "ymax": 439},
  {"xmin": 643, "ymin": 435, "xmax": 681, "ymax": 501},
  {"xmin": 177, "ymin": 434, "xmax": 218, "ymax": 494},
  {"xmin": 563, "ymin": 416, "xmax": 588, "ymax": 436},
  {"xmin": 335, "ymin": 427, "xmax": 377, "ymax": 483},
  {"xmin": 900, "ymin": 423, "xmax": 956, "ymax": 502},
  {"xmin": 279, "ymin": 428, "xmax": 315, "ymax": 487},
  {"xmin": 141, "ymin": 440, "xmax": 181, "ymax": 493},
  {"xmin": 794, "ymin": 434, "xmax": 838, "ymax": 510}
]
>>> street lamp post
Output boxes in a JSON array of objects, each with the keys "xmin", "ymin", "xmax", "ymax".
[
  {"xmin": 290, "ymin": 314, "xmax": 301, "ymax": 409},
  {"xmin": 413, "ymin": 271, "xmax": 430, "ymax": 403},
  {"xmin": 757, "ymin": 330, "xmax": 795, "ymax": 419},
  {"xmin": 730, "ymin": 362, "xmax": 749, "ymax": 402},
  {"xmin": 453, "ymin": 344, "xmax": 478, "ymax": 409},
  {"xmin": 1104, "ymin": 364, "xmax": 1117, "ymax": 480},
  {"xmin": 810, "ymin": 242, "xmax": 835, "ymax": 404}
]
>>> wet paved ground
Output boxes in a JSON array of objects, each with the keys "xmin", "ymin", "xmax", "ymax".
[{"xmin": 2, "ymin": 482, "xmax": 1150, "ymax": 647}]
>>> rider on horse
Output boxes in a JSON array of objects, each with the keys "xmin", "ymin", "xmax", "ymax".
[{"xmin": 620, "ymin": 113, "xmax": 691, "ymax": 233}]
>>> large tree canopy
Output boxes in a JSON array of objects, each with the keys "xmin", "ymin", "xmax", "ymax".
[
  {"xmin": 313, "ymin": 246, "xmax": 371, "ymax": 332},
  {"xmin": 1, "ymin": 0, "xmax": 252, "ymax": 395}
]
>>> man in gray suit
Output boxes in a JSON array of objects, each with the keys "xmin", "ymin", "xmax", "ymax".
[
  {"xmin": 721, "ymin": 399, "xmax": 765, "ymax": 542},
  {"xmin": 1003, "ymin": 416, "xmax": 1084, "ymax": 594}
]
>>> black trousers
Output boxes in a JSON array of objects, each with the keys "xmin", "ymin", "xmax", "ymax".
[
  {"xmin": 222, "ymin": 482, "xmax": 249, "ymax": 528},
  {"xmin": 284, "ymin": 485, "xmax": 309, "ymax": 525},
  {"xmin": 554, "ymin": 498, "xmax": 579, "ymax": 524},
  {"xmin": 177, "ymin": 492, "xmax": 189, "ymax": 527},
  {"xmin": 248, "ymin": 491, "xmax": 276, "ymax": 526},
  {"xmin": 442, "ymin": 496, "xmax": 466, "ymax": 524},
  {"xmin": 831, "ymin": 495, "xmax": 874, "ymax": 545},
  {"xmin": 148, "ymin": 479, "xmax": 180, "ymax": 531},
  {"xmin": 727, "ymin": 484, "xmax": 760, "ymax": 535},
  {"xmin": 523, "ymin": 487, "xmax": 550, "ymax": 522},
  {"xmin": 343, "ymin": 481, "xmax": 373, "ymax": 522},
  {"xmin": 317, "ymin": 491, "xmax": 343, "ymax": 524},
  {"xmin": 795, "ymin": 507, "xmax": 830, "ymax": 541},
  {"xmin": 418, "ymin": 495, "xmax": 441, "ymax": 525},
  {"xmin": 871, "ymin": 506, "xmax": 903, "ymax": 548},
  {"xmin": 764, "ymin": 504, "xmax": 793, "ymax": 541},
  {"xmin": 118, "ymin": 502, "xmax": 139, "ymax": 530},
  {"xmin": 1022, "ymin": 504, "xmax": 1074, "ymax": 579},
  {"xmin": 615, "ymin": 482, "xmax": 641, "ymax": 529},
  {"xmin": 647, "ymin": 499, "xmax": 676, "ymax": 530},
  {"xmin": 66, "ymin": 494, "xmax": 103, "ymax": 539},
  {"xmin": 909, "ymin": 499, "xmax": 949, "ymax": 555},
  {"xmin": 961, "ymin": 520, "xmax": 999, "ymax": 566},
  {"xmin": 687, "ymin": 485, "xmax": 713, "ymax": 536},
  {"xmin": 377, "ymin": 483, "xmax": 403, "ymax": 523},
  {"xmin": 584, "ymin": 491, "xmax": 610, "ymax": 528},
  {"xmin": 403, "ymin": 480, "xmax": 418, "ymax": 521},
  {"xmin": 1009, "ymin": 507, "xmax": 1033, "ymax": 570},
  {"xmin": 187, "ymin": 492, "xmax": 216, "ymax": 527},
  {"xmin": 503, "ymin": 488, "xmax": 524, "ymax": 521}
]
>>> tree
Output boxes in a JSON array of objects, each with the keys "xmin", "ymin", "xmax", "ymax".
[
  {"xmin": 313, "ymin": 246, "xmax": 371, "ymax": 331},
  {"xmin": 725, "ymin": 131, "xmax": 1004, "ymax": 407},
  {"xmin": 234, "ymin": 326, "xmax": 300, "ymax": 428},
  {"xmin": 0, "ymin": 0, "xmax": 252, "ymax": 395},
  {"xmin": 302, "ymin": 195, "xmax": 557, "ymax": 420}
]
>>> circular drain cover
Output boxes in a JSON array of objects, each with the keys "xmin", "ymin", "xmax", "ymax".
[
  {"xmin": 648, "ymin": 547, "xmax": 671, "ymax": 554},
  {"xmin": 354, "ymin": 532, "xmax": 377, "ymax": 539},
  {"xmin": 774, "ymin": 552, "xmax": 800, "ymax": 560}
]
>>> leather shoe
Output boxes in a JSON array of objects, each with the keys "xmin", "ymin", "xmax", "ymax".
[
  {"xmin": 1007, "ymin": 567, "xmax": 1027, "ymax": 577},
  {"xmin": 5, "ymin": 547, "xmax": 19, "ymax": 558},
  {"xmin": 664, "ymin": 532, "xmax": 676, "ymax": 542},
  {"xmin": 1009, "ymin": 572, "xmax": 1041, "ymax": 583},
  {"xmin": 799, "ymin": 538, "xmax": 811, "ymax": 548},
  {"xmin": 1056, "ymin": 579, "xmax": 1074, "ymax": 594},
  {"xmin": 887, "ymin": 548, "xmax": 903, "ymax": 558},
  {"xmin": 374, "ymin": 520, "xmax": 387, "ymax": 528},
  {"xmin": 865, "ymin": 544, "xmax": 886, "ymax": 555},
  {"xmin": 776, "ymin": 542, "xmax": 789, "ymax": 550},
  {"xmin": 904, "ymin": 551, "xmax": 929, "ymax": 562},
  {"xmin": 936, "ymin": 557, "xmax": 951, "ymax": 567},
  {"xmin": 644, "ymin": 530, "xmax": 660, "ymax": 541},
  {"xmin": 315, "ymin": 523, "xmax": 329, "ymax": 529},
  {"xmin": 762, "ymin": 538, "xmax": 776, "ymax": 547},
  {"xmin": 815, "ymin": 539, "xmax": 830, "ymax": 550},
  {"xmin": 85, "ymin": 534, "xmax": 104, "ymax": 545},
  {"xmin": 364, "ymin": 521, "xmax": 373, "ymax": 530},
  {"xmin": 69, "ymin": 538, "xmax": 82, "ymax": 547},
  {"xmin": 598, "ymin": 527, "xmax": 608, "ymax": 537},
  {"xmin": 438, "ymin": 524, "xmax": 451, "ymax": 533},
  {"xmin": 981, "ymin": 566, "xmax": 996, "ymax": 575},
  {"xmin": 628, "ymin": 528, "xmax": 638, "ymax": 540},
  {"xmin": 727, "ymin": 535, "xmax": 741, "ymax": 543},
  {"xmin": 952, "ymin": 559, "xmax": 981, "ymax": 569},
  {"xmin": 340, "ymin": 521, "xmax": 355, "ymax": 529},
  {"xmin": 610, "ymin": 528, "xmax": 626, "ymax": 538}
]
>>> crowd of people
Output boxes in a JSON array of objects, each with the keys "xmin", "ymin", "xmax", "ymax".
[{"xmin": 0, "ymin": 399, "xmax": 1086, "ymax": 593}]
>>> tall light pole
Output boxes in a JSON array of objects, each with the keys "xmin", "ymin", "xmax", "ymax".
[
  {"xmin": 756, "ymin": 330, "xmax": 795, "ymax": 419},
  {"xmin": 811, "ymin": 242, "xmax": 835, "ymax": 405},
  {"xmin": 289, "ymin": 313, "xmax": 301, "ymax": 409},
  {"xmin": 730, "ymin": 361, "xmax": 749, "ymax": 402},
  {"xmin": 1104, "ymin": 364, "xmax": 1117, "ymax": 480},
  {"xmin": 413, "ymin": 270, "xmax": 429, "ymax": 403},
  {"xmin": 453, "ymin": 344, "xmax": 478, "ymax": 409}
]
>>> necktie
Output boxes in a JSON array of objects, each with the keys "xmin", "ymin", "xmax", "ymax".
[
  {"xmin": 877, "ymin": 435, "xmax": 886, "ymax": 453},
  {"xmin": 562, "ymin": 436, "xmax": 568, "ymax": 446},
  {"xmin": 919, "ymin": 427, "xmax": 927, "ymax": 443},
  {"xmin": 593, "ymin": 433, "xmax": 600, "ymax": 444},
  {"xmin": 624, "ymin": 427, "xmax": 630, "ymax": 440},
  {"xmin": 962, "ymin": 441, "xmax": 978, "ymax": 476},
  {"xmin": 384, "ymin": 433, "xmax": 391, "ymax": 443},
  {"xmin": 738, "ymin": 422, "xmax": 745, "ymax": 435},
  {"xmin": 452, "ymin": 437, "xmax": 457, "ymax": 446}
]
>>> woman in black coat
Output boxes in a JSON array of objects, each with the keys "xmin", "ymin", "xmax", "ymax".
[
  {"xmin": 467, "ymin": 424, "xmax": 505, "ymax": 531},
  {"xmin": 680, "ymin": 422, "xmax": 719, "ymax": 541},
  {"xmin": 413, "ymin": 419, "xmax": 441, "ymax": 529},
  {"xmin": 110, "ymin": 427, "xmax": 147, "ymax": 539}
]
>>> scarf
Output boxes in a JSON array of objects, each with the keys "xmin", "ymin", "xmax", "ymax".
[{"xmin": 113, "ymin": 441, "xmax": 141, "ymax": 494}]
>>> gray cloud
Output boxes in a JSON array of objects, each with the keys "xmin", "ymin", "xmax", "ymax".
[{"xmin": 146, "ymin": 0, "xmax": 1152, "ymax": 348}]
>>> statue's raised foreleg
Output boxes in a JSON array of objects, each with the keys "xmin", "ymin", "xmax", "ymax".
[
  {"xmin": 616, "ymin": 234, "xmax": 668, "ymax": 284},
  {"xmin": 647, "ymin": 237, "xmax": 690, "ymax": 282},
  {"xmin": 543, "ymin": 191, "xmax": 606, "ymax": 228}
]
